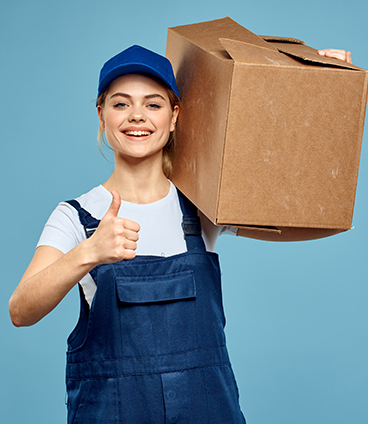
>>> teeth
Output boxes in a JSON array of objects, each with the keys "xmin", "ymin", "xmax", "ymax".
[{"xmin": 125, "ymin": 130, "xmax": 151, "ymax": 136}]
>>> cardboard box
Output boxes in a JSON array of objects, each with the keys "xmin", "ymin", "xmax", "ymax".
[{"xmin": 166, "ymin": 17, "xmax": 368, "ymax": 241}]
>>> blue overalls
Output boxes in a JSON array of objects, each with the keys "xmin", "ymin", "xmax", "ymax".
[{"xmin": 65, "ymin": 192, "xmax": 246, "ymax": 424}]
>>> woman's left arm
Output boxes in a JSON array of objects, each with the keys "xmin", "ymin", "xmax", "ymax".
[{"xmin": 318, "ymin": 49, "xmax": 352, "ymax": 64}]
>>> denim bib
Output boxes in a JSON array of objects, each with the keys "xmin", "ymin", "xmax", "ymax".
[{"xmin": 65, "ymin": 191, "xmax": 245, "ymax": 424}]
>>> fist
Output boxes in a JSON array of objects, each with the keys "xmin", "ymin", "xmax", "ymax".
[{"xmin": 88, "ymin": 190, "xmax": 140, "ymax": 264}]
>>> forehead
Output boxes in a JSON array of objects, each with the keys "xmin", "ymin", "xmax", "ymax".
[{"xmin": 107, "ymin": 73, "xmax": 169, "ymax": 97}]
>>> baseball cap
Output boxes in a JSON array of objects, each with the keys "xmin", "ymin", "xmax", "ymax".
[{"xmin": 97, "ymin": 45, "xmax": 180, "ymax": 99}]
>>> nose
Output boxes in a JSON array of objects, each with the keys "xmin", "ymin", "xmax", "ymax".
[{"xmin": 128, "ymin": 106, "xmax": 146, "ymax": 123}]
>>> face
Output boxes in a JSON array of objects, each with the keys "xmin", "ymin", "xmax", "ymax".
[{"xmin": 97, "ymin": 74, "xmax": 179, "ymax": 164}]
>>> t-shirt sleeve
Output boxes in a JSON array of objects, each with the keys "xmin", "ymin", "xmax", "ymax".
[
  {"xmin": 219, "ymin": 226, "xmax": 238, "ymax": 236},
  {"xmin": 199, "ymin": 210, "xmax": 238, "ymax": 251},
  {"xmin": 36, "ymin": 202, "xmax": 85, "ymax": 254}
]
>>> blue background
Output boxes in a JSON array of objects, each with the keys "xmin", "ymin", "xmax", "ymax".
[{"xmin": 1, "ymin": 1, "xmax": 367, "ymax": 423}]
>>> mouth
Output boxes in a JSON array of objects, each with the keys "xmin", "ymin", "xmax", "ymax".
[{"xmin": 123, "ymin": 130, "xmax": 153, "ymax": 137}]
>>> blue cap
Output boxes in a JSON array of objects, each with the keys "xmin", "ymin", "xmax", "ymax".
[{"xmin": 97, "ymin": 45, "xmax": 180, "ymax": 99}]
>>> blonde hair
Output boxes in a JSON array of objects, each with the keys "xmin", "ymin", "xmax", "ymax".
[{"xmin": 96, "ymin": 81, "xmax": 180, "ymax": 179}]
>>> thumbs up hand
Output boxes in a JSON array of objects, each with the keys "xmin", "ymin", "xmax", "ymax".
[{"xmin": 86, "ymin": 190, "xmax": 140, "ymax": 264}]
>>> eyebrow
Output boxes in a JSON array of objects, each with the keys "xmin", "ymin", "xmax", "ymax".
[{"xmin": 109, "ymin": 92, "xmax": 166, "ymax": 101}]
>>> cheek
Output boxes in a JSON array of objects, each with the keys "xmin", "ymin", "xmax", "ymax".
[
  {"xmin": 103, "ymin": 118, "xmax": 121, "ymax": 145},
  {"xmin": 160, "ymin": 112, "xmax": 175, "ymax": 133},
  {"xmin": 104, "ymin": 114, "xmax": 121, "ymax": 132}
]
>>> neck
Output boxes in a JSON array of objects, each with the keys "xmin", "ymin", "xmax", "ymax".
[{"xmin": 103, "ymin": 154, "xmax": 170, "ymax": 204}]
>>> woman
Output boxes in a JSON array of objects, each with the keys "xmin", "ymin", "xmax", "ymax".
[{"xmin": 9, "ymin": 45, "xmax": 352, "ymax": 423}]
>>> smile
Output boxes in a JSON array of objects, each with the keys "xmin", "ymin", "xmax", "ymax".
[{"xmin": 124, "ymin": 130, "xmax": 152, "ymax": 137}]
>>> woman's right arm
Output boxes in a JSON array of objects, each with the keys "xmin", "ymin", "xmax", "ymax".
[{"xmin": 9, "ymin": 190, "xmax": 140, "ymax": 327}]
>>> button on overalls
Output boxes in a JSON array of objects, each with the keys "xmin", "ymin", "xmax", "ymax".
[{"xmin": 65, "ymin": 192, "xmax": 246, "ymax": 424}]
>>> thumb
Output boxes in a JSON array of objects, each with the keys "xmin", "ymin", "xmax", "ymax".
[{"xmin": 106, "ymin": 190, "xmax": 121, "ymax": 217}]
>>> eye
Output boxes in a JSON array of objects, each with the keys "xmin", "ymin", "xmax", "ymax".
[
  {"xmin": 147, "ymin": 103, "xmax": 161, "ymax": 109},
  {"xmin": 113, "ymin": 101, "xmax": 128, "ymax": 108}
]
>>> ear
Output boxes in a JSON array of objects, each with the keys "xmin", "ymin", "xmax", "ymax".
[
  {"xmin": 170, "ymin": 105, "xmax": 180, "ymax": 132},
  {"xmin": 97, "ymin": 105, "xmax": 105, "ymax": 131}
]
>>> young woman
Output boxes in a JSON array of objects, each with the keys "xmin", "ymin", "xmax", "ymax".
[{"xmin": 9, "ymin": 45, "xmax": 352, "ymax": 423}]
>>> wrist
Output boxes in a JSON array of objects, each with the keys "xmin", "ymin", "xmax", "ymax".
[{"xmin": 74, "ymin": 237, "xmax": 101, "ymax": 270}]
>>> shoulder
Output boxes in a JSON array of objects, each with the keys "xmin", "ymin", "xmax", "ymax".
[
  {"xmin": 53, "ymin": 185, "xmax": 111, "ymax": 230},
  {"xmin": 37, "ymin": 185, "xmax": 109, "ymax": 253},
  {"xmin": 73, "ymin": 185, "xmax": 112, "ymax": 218}
]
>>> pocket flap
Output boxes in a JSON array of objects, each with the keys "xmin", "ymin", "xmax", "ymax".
[{"xmin": 116, "ymin": 271, "xmax": 196, "ymax": 304}]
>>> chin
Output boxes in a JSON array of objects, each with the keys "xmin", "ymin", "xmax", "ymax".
[{"xmin": 116, "ymin": 149, "xmax": 163, "ymax": 162}]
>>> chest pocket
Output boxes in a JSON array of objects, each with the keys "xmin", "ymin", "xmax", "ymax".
[{"xmin": 116, "ymin": 271, "xmax": 197, "ymax": 357}]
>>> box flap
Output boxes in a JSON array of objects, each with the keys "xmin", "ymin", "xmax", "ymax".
[
  {"xmin": 236, "ymin": 226, "xmax": 346, "ymax": 242},
  {"xmin": 219, "ymin": 38, "xmax": 300, "ymax": 66},
  {"xmin": 266, "ymin": 40, "xmax": 361, "ymax": 70},
  {"xmin": 168, "ymin": 17, "xmax": 277, "ymax": 55},
  {"xmin": 260, "ymin": 35, "xmax": 305, "ymax": 44}
]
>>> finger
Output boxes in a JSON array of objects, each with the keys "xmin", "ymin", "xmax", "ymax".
[
  {"xmin": 317, "ymin": 49, "xmax": 333, "ymax": 56},
  {"xmin": 122, "ymin": 239, "xmax": 138, "ymax": 251},
  {"xmin": 319, "ymin": 49, "xmax": 341, "ymax": 54},
  {"xmin": 122, "ymin": 218, "xmax": 140, "ymax": 233},
  {"xmin": 124, "ymin": 250, "xmax": 136, "ymax": 260},
  {"xmin": 123, "ymin": 228, "xmax": 140, "ymax": 242},
  {"xmin": 347, "ymin": 51, "xmax": 352, "ymax": 64},
  {"xmin": 114, "ymin": 239, "xmax": 137, "ymax": 261},
  {"xmin": 327, "ymin": 51, "xmax": 345, "ymax": 61},
  {"xmin": 324, "ymin": 49, "xmax": 344, "ymax": 58},
  {"xmin": 106, "ymin": 190, "xmax": 121, "ymax": 217}
]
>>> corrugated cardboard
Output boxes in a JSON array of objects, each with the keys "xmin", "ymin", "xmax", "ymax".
[{"xmin": 166, "ymin": 17, "xmax": 368, "ymax": 241}]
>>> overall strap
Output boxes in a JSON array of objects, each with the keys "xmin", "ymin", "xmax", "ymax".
[
  {"xmin": 65, "ymin": 199, "xmax": 100, "ymax": 239},
  {"xmin": 177, "ymin": 191, "xmax": 206, "ymax": 252}
]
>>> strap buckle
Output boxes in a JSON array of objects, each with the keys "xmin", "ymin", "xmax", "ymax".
[
  {"xmin": 182, "ymin": 216, "xmax": 202, "ymax": 236},
  {"xmin": 84, "ymin": 227, "xmax": 97, "ymax": 239}
]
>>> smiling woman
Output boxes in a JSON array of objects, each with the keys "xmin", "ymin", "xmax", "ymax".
[
  {"xmin": 8, "ymin": 43, "xmax": 353, "ymax": 424},
  {"xmin": 8, "ymin": 44, "xmax": 245, "ymax": 424},
  {"xmin": 97, "ymin": 74, "xmax": 179, "ymax": 178},
  {"xmin": 96, "ymin": 70, "xmax": 181, "ymax": 180}
]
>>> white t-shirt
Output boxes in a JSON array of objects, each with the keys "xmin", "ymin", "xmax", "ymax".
[{"xmin": 37, "ymin": 182, "xmax": 236, "ymax": 306}]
